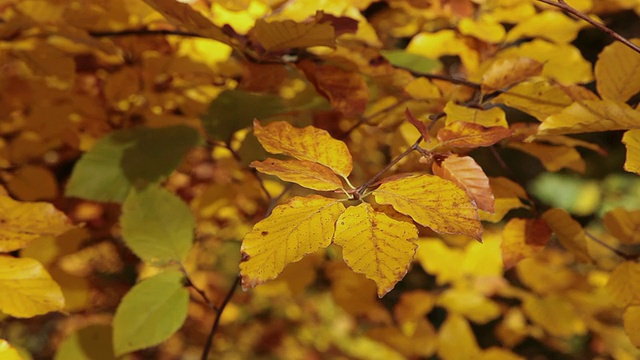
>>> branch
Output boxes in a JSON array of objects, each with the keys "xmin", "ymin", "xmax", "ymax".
[
  {"xmin": 201, "ymin": 274, "xmax": 241, "ymax": 360},
  {"xmin": 416, "ymin": 73, "xmax": 481, "ymax": 90},
  {"xmin": 89, "ymin": 28, "xmax": 205, "ymax": 38},
  {"xmin": 585, "ymin": 231, "xmax": 638, "ymax": 261},
  {"xmin": 182, "ymin": 266, "xmax": 217, "ymax": 310},
  {"xmin": 535, "ymin": 0, "xmax": 640, "ymax": 55},
  {"xmin": 339, "ymin": 98, "xmax": 409, "ymax": 139}
]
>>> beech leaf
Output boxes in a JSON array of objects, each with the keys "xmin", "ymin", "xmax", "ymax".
[
  {"xmin": 542, "ymin": 208, "xmax": 590, "ymax": 262},
  {"xmin": 538, "ymin": 99, "xmax": 640, "ymax": 135},
  {"xmin": 605, "ymin": 261, "xmax": 640, "ymax": 308},
  {"xmin": 334, "ymin": 203, "xmax": 418, "ymax": 297},
  {"xmin": 240, "ymin": 196, "xmax": 345, "ymax": 288},
  {"xmin": 595, "ymin": 39, "xmax": 640, "ymax": 102},
  {"xmin": 253, "ymin": 17, "xmax": 336, "ymax": 52},
  {"xmin": 622, "ymin": 129, "xmax": 640, "ymax": 174},
  {"xmin": 482, "ymin": 57, "xmax": 543, "ymax": 92},
  {"xmin": 373, "ymin": 174, "xmax": 482, "ymax": 240},
  {"xmin": 491, "ymin": 79, "xmax": 574, "ymax": 121},
  {"xmin": 507, "ymin": 142, "xmax": 585, "ymax": 173},
  {"xmin": 432, "ymin": 155, "xmax": 495, "ymax": 213},
  {"xmin": 603, "ymin": 208, "xmax": 640, "ymax": 245},
  {"xmin": 253, "ymin": 120, "xmax": 353, "ymax": 177},
  {"xmin": 251, "ymin": 158, "xmax": 343, "ymax": 191},
  {"xmin": 623, "ymin": 306, "xmax": 640, "ymax": 347},
  {"xmin": 501, "ymin": 218, "xmax": 551, "ymax": 269},
  {"xmin": 54, "ymin": 325, "xmax": 115, "ymax": 360},
  {"xmin": 444, "ymin": 102, "xmax": 508, "ymax": 128},
  {"xmin": 437, "ymin": 121, "xmax": 513, "ymax": 148}
]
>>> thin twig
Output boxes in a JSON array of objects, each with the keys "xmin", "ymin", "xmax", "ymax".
[
  {"xmin": 535, "ymin": 0, "xmax": 640, "ymax": 55},
  {"xmin": 201, "ymin": 274, "xmax": 241, "ymax": 360},
  {"xmin": 89, "ymin": 28, "xmax": 205, "ymax": 38},
  {"xmin": 585, "ymin": 231, "xmax": 638, "ymax": 261},
  {"xmin": 339, "ymin": 98, "xmax": 409, "ymax": 140},
  {"xmin": 416, "ymin": 73, "xmax": 482, "ymax": 90},
  {"xmin": 182, "ymin": 266, "xmax": 217, "ymax": 310}
]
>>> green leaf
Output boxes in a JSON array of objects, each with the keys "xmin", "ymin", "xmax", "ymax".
[
  {"xmin": 55, "ymin": 325, "xmax": 117, "ymax": 360},
  {"xmin": 121, "ymin": 186, "xmax": 195, "ymax": 265},
  {"xmin": 201, "ymin": 90, "xmax": 284, "ymax": 141},
  {"xmin": 113, "ymin": 270, "xmax": 189, "ymax": 357},
  {"xmin": 381, "ymin": 50, "xmax": 442, "ymax": 74},
  {"xmin": 66, "ymin": 126, "xmax": 201, "ymax": 203}
]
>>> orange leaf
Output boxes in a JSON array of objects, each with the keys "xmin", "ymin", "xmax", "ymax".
[
  {"xmin": 432, "ymin": 155, "xmax": 495, "ymax": 213},
  {"xmin": 603, "ymin": 208, "xmax": 640, "ymax": 245},
  {"xmin": 437, "ymin": 121, "xmax": 513, "ymax": 148},
  {"xmin": 501, "ymin": 218, "xmax": 551, "ymax": 269},
  {"xmin": 251, "ymin": 158, "xmax": 344, "ymax": 191},
  {"xmin": 334, "ymin": 203, "xmax": 418, "ymax": 297},
  {"xmin": 373, "ymin": 174, "xmax": 482, "ymax": 240},
  {"xmin": 252, "ymin": 17, "xmax": 335, "ymax": 52},
  {"xmin": 253, "ymin": 120, "xmax": 353, "ymax": 177},
  {"xmin": 297, "ymin": 59, "xmax": 369, "ymax": 116},
  {"xmin": 482, "ymin": 57, "xmax": 543, "ymax": 92}
]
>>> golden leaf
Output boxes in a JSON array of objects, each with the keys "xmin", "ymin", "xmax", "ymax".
[
  {"xmin": 438, "ymin": 288, "xmax": 501, "ymax": 324},
  {"xmin": 538, "ymin": 99, "xmax": 640, "ymax": 135},
  {"xmin": 623, "ymin": 305, "xmax": 640, "ymax": 347},
  {"xmin": 373, "ymin": 174, "xmax": 482, "ymax": 240},
  {"xmin": 0, "ymin": 340, "xmax": 22, "ymax": 360},
  {"xmin": 603, "ymin": 208, "xmax": 640, "ymax": 245},
  {"xmin": 622, "ymin": 129, "xmax": 640, "ymax": 174},
  {"xmin": 542, "ymin": 208, "xmax": 590, "ymax": 262},
  {"xmin": 505, "ymin": 12, "xmax": 584, "ymax": 44},
  {"xmin": 501, "ymin": 218, "xmax": 551, "ymax": 269},
  {"xmin": 444, "ymin": 101, "xmax": 508, "ymax": 128},
  {"xmin": 252, "ymin": 17, "xmax": 335, "ymax": 52},
  {"xmin": 366, "ymin": 319, "xmax": 437, "ymax": 358},
  {"xmin": 251, "ymin": 158, "xmax": 344, "ymax": 191},
  {"xmin": 239, "ymin": 196, "xmax": 345, "ymax": 288},
  {"xmin": 481, "ymin": 57, "xmax": 543, "ymax": 92},
  {"xmin": 606, "ymin": 261, "xmax": 640, "ymax": 308},
  {"xmin": 459, "ymin": 17, "xmax": 505, "ymax": 43},
  {"xmin": 394, "ymin": 290, "xmax": 435, "ymax": 325},
  {"xmin": 437, "ymin": 122, "xmax": 513, "ymax": 148},
  {"xmin": 253, "ymin": 120, "xmax": 353, "ymax": 177},
  {"xmin": 437, "ymin": 314, "xmax": 480, "ymax": 360},
  {"xmin": 0, "ymin": 256, "xmax": 64, "ymax": 318},
  {"xmin": 479, "ymin": 177, "xmax": 528, "ymax": 223},
  {"xmin": 407, "ymin": 30, "xmax": 479, "ymax": 71},
  {"xmin": 522, "ymin": 294, "xmax": 586, "ymax": 337},
  {"xmin": 491, "ymin": 79, "xmax": 574, "ymax": 121},
  {"xmin": 404, "ymin": 77, "xmax": 441, "ymax": 100},
  {"xmin": 334, "ymin": 203, "xmax": 418, "ymax": 297},
  {"xmin": 432, "ymin": 155, "xmax": 495, "ymax": 213},
  {"xmin": 415, "ymin": 238, "xmax": 465, "ymax": 285},
  {"xmin": 507, "ymin": 142, "xmax": 585, "ymax": 173},
  {"xmin": 595, "ymin": 39, "xmax": 640, "ymax": 102},
  {"xmin": 0, "ymin": 195, "xmax": 74, "ymax": 252}
]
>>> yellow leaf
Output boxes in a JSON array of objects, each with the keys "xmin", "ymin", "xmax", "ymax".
[
  {"xmin": 479, "ymin": 177, "xmax": 528, "ymax": 223},
  {"xmin": 240, "ymin": 196, "xmax": 345, "ymax": 288},
  {"xmin": 437, "ymin": 313, "xmax": 480, "ymax": 360},
  {"xmin": 253, "ymin": 17, "xmax": 335, "ymax": 52},
  {"xmin": 623, "ymin": 129, "xmax": 640, "ymax": 174},
  {"xmin": 0, "ymin": 256, "xmax": 64, "ymax": 317},
  {"xmin": 438, "ymin": 288, "xmax": 501, "ymax": 324},
  {"xmin": 407, "ymin": 30, "xmax": 479, "ymax": 71},
  {"xmin": 366, "ymin": 319, "xmax": 437, "ymax": 358},
  {"xmin": 444, "ymin": 101, "xmax": 508, "ymax": 128},
  {"xmin": 603, "ymin": 208, "xmax": 640, "ymax": 245},
  {"xmin": 505, "ymin": 12, "xmax": 584, "ymax": 44},
  {"xmin": 373, "ymin": 174, "xmax": 482, "ymax": 240},
  {"xmin": 623, "ymin": 305, "xmax": 640, "ymax": 347},
  {"xmin": 492, "ymin": 79, "xmax": 573, "ymax": 121},
  {"xmin": 404, "ymin": 77, "xmax": 441, "ymax": 100},
  {"xmin": 606, "ymin": 261, "xmax": 640, "ymax": 307},
  {"xmin": 253, "ymin": 120, "xmax": 353, "ymax": 177},
  {"xmin": 516, "ymin": 254, "xmax": 579, "ymax": 294},
  {"xmin": 251, "ymin": 158, "xmax": 344, "ymax": 191},
  {"xmin": 542, "ymin": 208, "xmax": 591, "ymax": 262},
  {"xmin": 415, "ymin": 238, "xmax": 464, "ymax": 285},
  {"xmin": 538, "ymin": 99, "xmax": 640, "ymax": 135},
  {"xmin": 479, "ymin": 348, "xmax": 525, "ymax": 360},
  {"xmin": 334, "ymin": 203, "xmax": 418, "ymax": 297},
  {"xmin": 0, "ymin": 195, "xmax": 74, "ymax": 252},
  {"xmin": 507, "ymin": 142, "xmax": 585, "ymax": 173},
  {"xmin": 501, "ymin": 218, "xmax": 551, "ymax": 269},
  {"xmin": 522, "ymin": 294, "xmax": 586, "ymax": 337},
  {"xmin": 595, "ymin": 39, "xmax": 640, "ymax": 101},
  {"xmin": 394, "ymin": 290, "xmax": 435, "ymax": 325},
  {"xmin": 459, "ymin": 17, "xmax": 506, "ymax": 43},
  {"xmin": 0, "ymin": 340, "xmax": 22, "ymax": 360},
  {"xmin": 481, "ymin": 57, "xmax": 543, "ymax": 92},
  {"xmin": 432, "ymin": 155, "xmax": 495, "ymax": 212},
  {"xmin": 437, "ymin": 122, "xmax": 514, "ymax": 149}
]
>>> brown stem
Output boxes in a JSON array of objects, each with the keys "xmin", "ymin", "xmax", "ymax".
[
  {"xmin": 339, "ymin": 98, "xmax": 409, "ymax": 139},
  {"xmin": 201, "ymin": 274, "xmax": 241, "ymax": 360},
  {"xmin": 535, "ymin": 0, "xmax": 640, "ymax": 55},
  {"xmin": 182, "ymin": 267, "xmax": 217, "ymax": 310}
]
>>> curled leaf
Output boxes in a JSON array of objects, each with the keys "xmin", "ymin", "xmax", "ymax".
[
  {"xmin": 433, "ymin": 155, "xmax": 495, "ymax": 213},
  {"xmin": 251, "ymin": 158, "xmax": 344, "ymax": 191}
]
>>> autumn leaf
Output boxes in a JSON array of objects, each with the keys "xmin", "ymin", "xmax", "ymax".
[
  {"xmin": 0, "ymin": 340, "xmax": 22, "ymax": 360},
  {"xmin": 432, "ymin": 155, "xmax": 495, "ymax": 212},
  {"xmin": 334, "ymin": 203, "xmax": 418, "ymax": 297},
  {"xmin": 538, "ymin": 99, "xmax": 640, "ymax": 135},
  {"xmin": 253, "ymin": 120, "xmax": 353, "ymax": 177},
  {"xmin": 55, "ymin": 325, "xmax": 115, "ymax": 360},
  {"xmin": 252, "ymin": 16, "xmax": 336, "ymax": 52},
  {"xmin": 481, "ymin": 57, "xmax": 543, "ymax": 92},
  {"xmin": 415, "ymin": 238, "xmax": 465, "ymax": 285},
  {"xmin": 491, "ymin": 79, "xmax": 574, "ymax": 121},
  {"xmin": 240, "ymin": 196, "xmax": 345, "ymax": 288},
  {"xmin": 505, "ymin": 12, "xmax": 584, "ymax": 44},
  {"xmin": 444, "ymin": 102, "xmax": 508, "ymax": 128},
  {"xmin": 623, "ymin": 306, "xmax": 640, "ymax": 347},
  {"xmin": 437, "ymin": 314, "xmax": 480, "ymax": 360},
  {"xmin": 595, "ymin": 39, "xmax": 640, "ymax": 102},
  {"xmin": 522, "ymin": 294, "xmax": 586, "ymax": 337},
  {"xmin": 479, "ymin": 177, "xmax": 528, "ymax": 223},
  {"xmin": 542, "ymin": 209, "xmax": 591, "ymax": 262},
  {"xmin": 606, "ymin": 261, "xmax": 640, "ymax": 308},
  {"xmin": 366, "ymin": 319, "xmax": 437, "ymax": 358},
  {"xmin": 438, "ymin": 288, "xmax": 501, "ymax": 324},
  {"xmin": 251, "ymin": 158, "xmax": 344, "ymax": 191},
  {"xmin": 507, "ymin": 142, "xmax": 585, "ymax": 173},
  {"xmin": 622, "ymin": 129, "xmax": 640, "ymax": 174},
  {"xmin": 437, "ymin": 121, "xmax": 513, "ymax": 148},
  {"xmin": 373, "ymin": 174, "xmax": 482, "ymax": 240},
  {"xmin": 394, "ymin": 290, "xmax": 435, "ymax": 325},
  {"xmin": 0, "ymin": 195, "xmax": 73, "ymax": 252},
  {"xmin": 501, "ymin": 218, "xmax": 551, "ymax": 269},
  {"xmin": 404, "ymin": 108, "xmax": 430, "ymax": 141},
  {"xmin": 0, "ymin": 256, "xmax": 64, "ymax": 318},
  {"xmin": 603, "ymin": 208, "xmax": 640, "ymax": 245}
]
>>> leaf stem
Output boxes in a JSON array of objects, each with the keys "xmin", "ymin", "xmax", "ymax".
[
  {"xmin": 584, "ymin": 231, "xmax": 638, "ymax": 261},
  {"xmin": 182, "ymin": 266, "xmax": 217, "ymax": 310},
  {"xmin": 535, "ymin": 0, "xmax": 640, "ymax": 55},
  {"xmin": 201, "ymin": 274, "xmax": 241, "ymax": 360}
]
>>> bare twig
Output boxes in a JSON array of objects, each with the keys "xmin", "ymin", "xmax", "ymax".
[
  {"xmin": 182, "ymin": 266, "xmax": 217, "ymax": 310},
  {"xmin": 201, "ymin": 274, "xmax": 241, "ymax": 360},
  {"xmin": 416, "ymin": 73, "xmax": 482, "ymax": 90},
  {"xmin": 339, "ymin": 98, "xmax": 409, "ymax": 139},
  {"xmin": 535, "ymin": 0, "xmax": 640, "ymax": 55},
  {"xmin": 585, "ymin": 231, "xmax": 638, "ymax": 261}
]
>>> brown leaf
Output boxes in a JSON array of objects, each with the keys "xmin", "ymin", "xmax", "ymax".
[
  {"xmin": 437, "ymin": 121, "xmax": 514, "ymax": 148},
  {"xmin": 432, "ymin": 155, "xmax": 495, "ymax": 212},
  {"xmin": 404, "ymin": 108, "xmax": 430, "ymax": 141}
]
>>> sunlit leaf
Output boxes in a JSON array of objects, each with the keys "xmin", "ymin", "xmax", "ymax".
[
  {"xmin": 373, "ymin": 174, "xmax": 482, "ymax": 240},
  {"xmin": 251, "ymin": 158, "xmax": 344, "ymax": 191},
  {"xmin": 0, "ymin": 195, "xmax": 73, "ymax": 252},
  {"xmin": 623, "ymin": 305, "xmax": 640, "ymax": 347},
  {"xmin": 121, "ymin": 186, "xmax": 195, "ymax": 265},
  {"xmin": 437, "ymin": 314, "xmax": 480, "ymax": 360},
  {"xmin": 334, "ymin": 203, "xmax": 418, "ymax": 297},
  {"xmin": 622, "ymin": 129, "xmax": 640, "ymax": 174},
  {"xmin": 240, "ymin": 196, "xmax": 345, "ymax": 288},
  {"xmin": 0, "ymin": 256, "xmax": 64, "ymax": 318},
  {"xmin": 394, "ymin": 290, "xmax": 435, "ymax": 325},
  {"xmin": 415, "ymin": 238, "xmax": 464, "ymax": 285},
  {"xmin": 595, "ymin": 39, "xmax": 640, "ymax": 102},
  {"xmin": 522, "ymin": 294, "xmax": 586, "ymax": 337},
  {"xmin": 404, "ymin": 78, "xmax": 441, "ymax": 101},
  {"xmin": 54, "ymin": 325, "xmax": 115, "ymax": 360},
  {"xmin": 606, "ymin": 261, "xmax": 640, "ymax": 308},
  {"xmin": 0, "ymin": 340, "xmax": 22, "ymax": 360},
  {"xmin": 491, "ymin": 79, "xmax": 574, "ymax": 121},
  {"xmin": 366, "ymin": 319, "xmax": 437, "ymax": 358},
  {"xmin": 407, "ymin": 30, "xmax": 479, "ymax": 71},
  {"xmin": 253, "ymin": 120, "xmax": 353, "ymax": 177},
  {"xmin": 481, "ymin": 57, "xmax": 543, "ymax": 92},
  {"xmin": 542, "ymin": 208, "xmax": 591, "ymax": 262},
  {"xmin": 507, "ymin": 142, "xmax": 585, "ymax": 173},
  {"xmin": 438, "ymin": 288, "xmax": 501, "ymax": 324},
  {"xmin": 538, "ymin": 99, "xmax": 640, "ymax": 135},
  {"xmin": 113, "ymin": 270, "xmax": 189, "ymax": 356},
  {"xmin": 438, "ymin": 122, "xmax": 513, "ymax": 148},
  {"xmin": 479, "ymin": 177, "xmax": 528, "ymax": 223},
  {"xmin": 381, "ymin": 50, "xmax": 442, "ymax": 74},
  {"xmin": 505, "ymin": 12, "xmax": 584, "ymax": 44},
  {"xmin": 501, "ymin": 218, "xmax": 551, "ymax": 269},
  {"xmin": 66, "ymin": 126, "xmax": 201, "ymax": 203},
  {"xmin": 459, "ymin": 17, "xmax": 505, "ymax": 43},
  {"xmin": 444, "ymin": 102, "xmax": 508, "ymax": 128},
  {"xmin": 432, "ymin": 155, "xmax": 495, "ymax": 212}
]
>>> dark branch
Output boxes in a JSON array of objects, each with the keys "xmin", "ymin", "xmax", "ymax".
[{"xmin": 201, "ymin": 274, "xmax": 241, "ymax": 360}]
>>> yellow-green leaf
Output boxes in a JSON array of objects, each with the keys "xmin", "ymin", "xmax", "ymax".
[
  {"xmin": 334, "ymin": 203, "xmax": 418, "ymax": 297},
  {"xmin": 0, "ymin": 195, "xmax": 74, "ymax": 252},
  {"xmin": 0, "ymin": 256, "xmax": 64, "ymax": 318},
  {"xmin": 251, "ymin": 158, "xmax": 344, "ymax": 191},
  {"xmin": 622, "ymin": 129, "xmax": 640, "ymax": 174},
  {"xmin": 538, "ymin": 99, "xmax": 640, "ymax": 135},
  {"xmin": 373, "ymin": 174, "xmax": 482, "ymax": 240},
  {"xmin": 240, "ymin": 196, "xmax": 345, "ymax": 288},
  {"xmin": 595, "ymin": 39, "xmax": 640, "ymax": 101},
  {"xmin": 253, "ymin": 120, "xmax": 353, "ymax": 177},
  {"xmin": 606, "ymin": 261, "xmax": 640, "ymax": 308}
]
